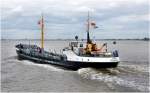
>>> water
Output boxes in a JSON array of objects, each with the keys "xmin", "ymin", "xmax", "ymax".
[{"xmin": 1, "ymin": 40, "xmax": 149, "ymax": 92}]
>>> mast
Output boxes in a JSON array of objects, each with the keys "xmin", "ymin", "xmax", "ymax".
[
  {"xmin": 41, "ymin": 14, "xmax": 44, "ymax": 49},
  {"xmin": 87, "ymin": 11, "xmax": 91, "ymax": 43}
]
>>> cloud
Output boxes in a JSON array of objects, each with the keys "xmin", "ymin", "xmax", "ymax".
[
  {"xmin": 11, "ymin": 6, "xmax": 23, "ymax": 12},
  {"xmin": 1, "ymin": 0, "xmax": 149, "ymax": 39}
]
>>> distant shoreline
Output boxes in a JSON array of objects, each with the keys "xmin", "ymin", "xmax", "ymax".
[{"xmin": 1, "ymin": 38, "xmax": 149, "ymax": 41}]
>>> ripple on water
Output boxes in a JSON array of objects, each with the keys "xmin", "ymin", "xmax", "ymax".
[
  {"xmin": 20, "ymin": 60, "xmax": 66, "ymax": 72},
  {"xmin": 77, "ymin": 67, "xmax": 149, "ymax": 92}
]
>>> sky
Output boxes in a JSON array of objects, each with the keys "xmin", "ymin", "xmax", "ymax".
[{"xmin": 1, "ymin": 0, "xmax": 149, "ymax": 39}]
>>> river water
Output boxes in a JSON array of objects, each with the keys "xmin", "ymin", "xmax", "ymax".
[{"xmin": 1, "ymin": 40, "xmax": 149, "ymax": 92}]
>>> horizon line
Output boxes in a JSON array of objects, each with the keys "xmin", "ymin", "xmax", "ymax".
[{"xmin": 1, "ymin": 38, "xmax": 149, "ymax": 40}]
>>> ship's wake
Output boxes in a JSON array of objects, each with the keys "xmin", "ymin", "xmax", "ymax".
[
  {"xmin": 78, "ymin": 65, "xmax": 149, "ymax": 92},
  {"xmin": 118, "ymin": 64, "xmax": 149, "ymax": 73}
]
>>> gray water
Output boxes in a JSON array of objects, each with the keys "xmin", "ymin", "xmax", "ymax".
[{"xmin": 1, "ymin": 40, "xmax": 149, "ymax": 92}]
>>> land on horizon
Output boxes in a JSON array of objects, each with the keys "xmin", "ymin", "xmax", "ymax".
[{"xmin": 1, "ymin": 37, "xmax": 149, "ymax": 41}]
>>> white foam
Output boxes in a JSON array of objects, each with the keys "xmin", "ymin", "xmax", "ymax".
[
  {"xmin": 78, "ymin": 68, "xmax": 98, "ymax": 79},
  {"xmin": 106, "ymin": 68, "xmax": 120, "ymax": 74},
  {"xmin": 78, "ymin": 67, "xmax": 148, "ymax": 91}
]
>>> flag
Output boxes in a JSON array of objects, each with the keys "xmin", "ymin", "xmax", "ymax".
[
  {"xmin": 91, "ymin": 21, "xmax": 96, "ymax": 26},
  {"xmin": 38, "ymin": 19, "xmax": 44, "ymax": 28},
  {"xmin": 94, "ymin": 26, "xmax": 98, "ymax": 28},
  {"xmin": 90, "ymin": 21, "xmax": 98, "ymax": 29},
  {"xmin": 38, "ymin": 20, "xmax": 41, "ymax": 25}
]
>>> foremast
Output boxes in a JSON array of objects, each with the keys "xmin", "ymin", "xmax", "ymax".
[
  {"xmin": 38, "ymin": 14, "xmax": 45, "ymax": 53},
  {"xmin": 41, "ymin": 15, "xmax": 44, "ymax": 49}
]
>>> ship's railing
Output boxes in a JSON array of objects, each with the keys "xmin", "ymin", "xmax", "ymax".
[
  {"xmin": 76, "ymin": 52, "xmax": 113, "ymax": 57},
  {"xmin": 16, "ymin": 43, "xmax": 38, "ymax": 49}
]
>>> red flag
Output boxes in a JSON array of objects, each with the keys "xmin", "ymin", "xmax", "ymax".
[
  {"xmin": 38, "ymin": 20, "xmax": 41, "ymax": 25},
  {"xmin": 90, "ymin": 21, "xmax": 98, "ymax": 29},
  {"xmin": 38, "ymin": 19, "xmax": 44, "ymax": 28},
  {"xmin": 91, "ymin": 21, "xmax": 96, "ymax": 26}
]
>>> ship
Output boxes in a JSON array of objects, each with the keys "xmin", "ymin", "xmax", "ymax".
[{"xmin": 16, "ymin": 13, "xmax": 120, "ymax": 70}]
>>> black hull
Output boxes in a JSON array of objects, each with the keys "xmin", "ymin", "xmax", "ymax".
[{"xmin": 17, "ymin": 51, "xmax": 119, "ymax": 70}]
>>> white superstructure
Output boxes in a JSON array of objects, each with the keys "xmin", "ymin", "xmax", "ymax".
[{"xmin": 62, "ymin": 41, "xmax": 120, "ymax": 63}]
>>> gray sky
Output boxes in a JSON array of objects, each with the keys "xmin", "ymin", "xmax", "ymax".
[{"xmin": 1, "ymin": 0, "xmax": 149, "ymax": 39}]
